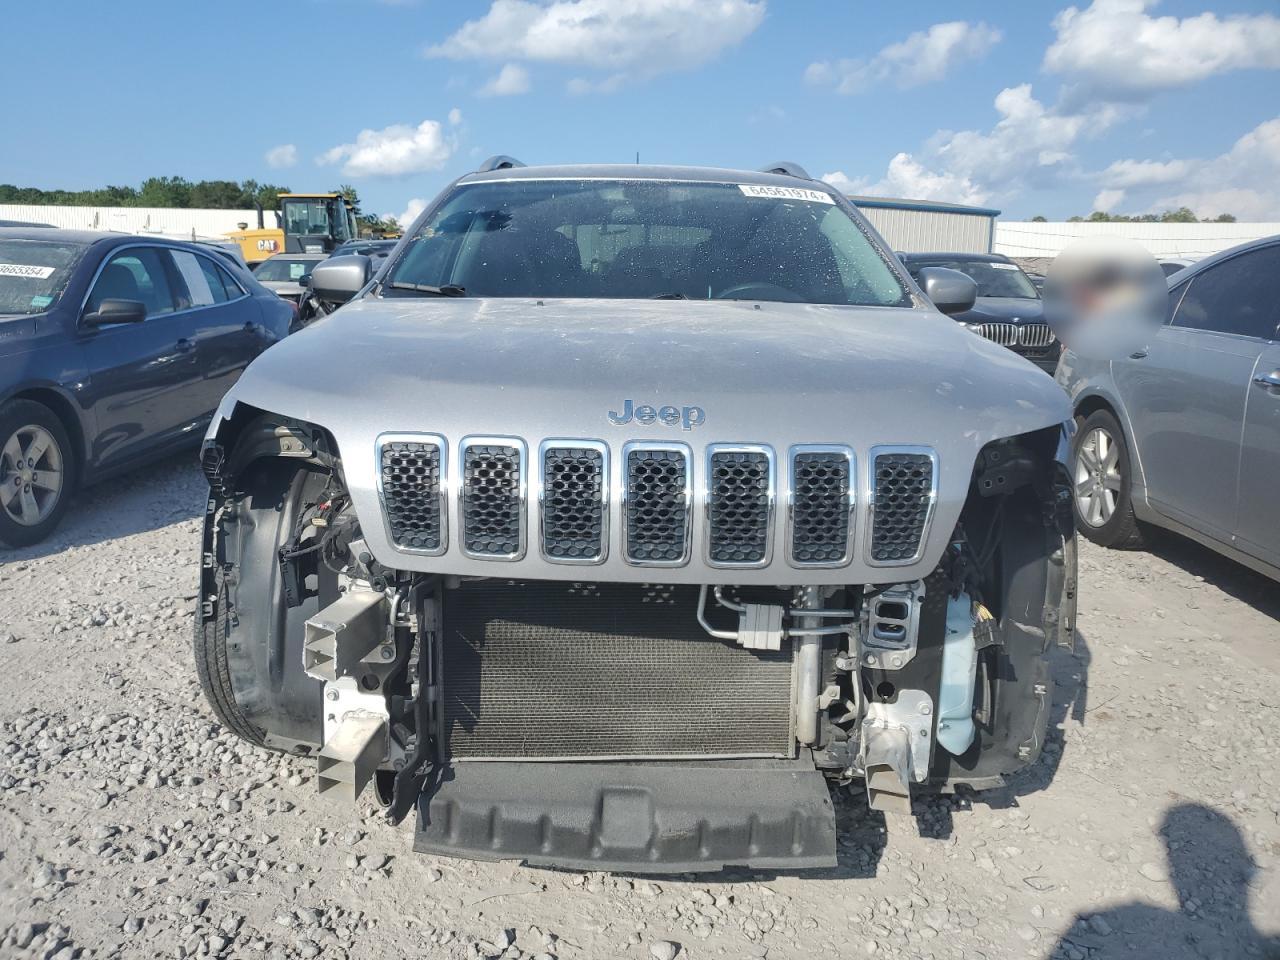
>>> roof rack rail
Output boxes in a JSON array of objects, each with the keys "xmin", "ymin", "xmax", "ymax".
[
  {"xmin": 477, "ymin": 155, "xmax": 526, "ymax": 173},
  {"xmin": 759, "ymin": 161, "xmax": 810, "ymax": 180}
]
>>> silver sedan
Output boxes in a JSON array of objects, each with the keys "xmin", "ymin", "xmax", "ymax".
[{"xmin": 1057, "ymin": 235, "xmax": 1280, "ymax": 580}]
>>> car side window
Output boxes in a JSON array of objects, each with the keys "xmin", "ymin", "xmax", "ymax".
[
  {"xmin": 215, "ymin": 262, "xmax": 246, "ymax": 299},
  {"xmin": 1172, "ymin": 248, "xmax": 1280, "ymax": 340},
  {"xmin": 169, "ymin": 249, "xmax": 236, "ymax": 308},
  {"xmin": 87, "ymin": 248, "xmax": 178, "ymax": 317}
]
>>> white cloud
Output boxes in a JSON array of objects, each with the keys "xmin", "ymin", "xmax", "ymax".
[
  {"xmin": 807, "ymin": 21, "xmax": 1001, "ymax": 94},
  {"xmin": 448, "ymin": 107, "xmax": 463, "ymax": 125},
  {"xmin": 319, "ymin": 119, "xmax": 455, "ymax": 177},
  {"xmin": 823, "ymin": 153, "xmax": 989, "ymax": 206},
  {"xmin": 831, "ymin": 83, "xmax": 1126, "ymax": 207},
  {"xmin": 1045, "ymin": 0, "xmax": 1280, "ymax": 101},
  {"xmin": 264, "ymin": 144, "xmax": 298, "ymax": 169},
  {"xmin": 479, "ymin": 62, "xmax": 531, "ymax": 96},
  {"xmin": 392, "ymin": 198, "xmax": 428, "ymax": 226},
  {"xmin": 1097, "ymin": 157, "xmax": 1189, "ymax": 189},
  {"xmin": 1147, "ymin": 117, "xmax": 1280, "ymax": 219},
  {"xmin": 1092, "ymin": 188, "xmax": 1125, "ymax": 212},
  {"xmin": 427, "ymin": 0, "xmax": 764, "ymax": 88}
]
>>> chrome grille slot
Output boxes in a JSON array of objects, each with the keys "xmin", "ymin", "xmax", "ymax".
[
  {"xmin": 788, "ymin": 446, "xmax": 854, "ymax": 567},
  {"xmin": 869, "ymin": 447, "xmax": 937, "ymax": 565},
  {"xmin": 978, "ymin": 322, "xmax": 1018, "ymax": 346},
  {"xmin": 706, "ymin": 445, "xmax": 774, "ymax": 567},
  {"xmin": 460, "ymin": 438, "xmax": 525, "ymax": 560},
  {"xmin": 1018, "ymin": 323, "xmax": 1056, "ymax": 348},
  {"xmin": 378, "ymin": 434, "xmax": 446, "ymax": 555},
  {"xmin": 623, "ymin": 443, "xmax": 691, "ymax": 566},
  {"xmin": 540, "ymin": 441, "xmax": 607, "ymax": 564}
]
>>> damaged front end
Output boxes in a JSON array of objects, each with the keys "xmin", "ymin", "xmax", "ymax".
[{"xmin": 197, "ymin": 410, "xmax": 1075, "ymax": 873}]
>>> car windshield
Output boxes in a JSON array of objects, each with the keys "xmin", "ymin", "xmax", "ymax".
[
  {"xmin": 910, "ymin": 259, "xmax": 1038, "ymax": 299},
  {"xmin": 0, "ymin": 239, "xmax": 85, "ymax": 315},
  {"xmin": 383, "ymin": 179, "xmax": 909, "ymax": 306},
  {"xmin": 256, "ymin": 258, "xmax": 318, "ymax": 282}
]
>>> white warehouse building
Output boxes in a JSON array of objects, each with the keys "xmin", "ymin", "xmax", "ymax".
[{"xmin": 848, "ymin": 196, "xmax": 1000, "ymax": 255}]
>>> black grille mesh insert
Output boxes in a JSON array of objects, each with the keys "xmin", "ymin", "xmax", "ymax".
[
  {"xmin": 871, "ymin": 452, "xmax": 933, "ymax": 562},
  {"xmin": 791, "ymin": 452, "xmax": 851, "ymax": 564},
  {"xmin": 542, "ymin": 446, "xmax": 605, "ymax": 561},
  {"xmin": 442, "ymin": 582, "xmax": 794, "ymax": 759},
  {"xmin": 625, "ymin": 448, "xmax": 689, "ymax": 563},
  {"xmin": 380, "ymin": 441, "xmax": 442, "ymax": 551},
  {"xmin": 462, "ymin": 444, "xmax": 522, "ymax": 557},
  {"xmin": 708, "ymin": 450, "xmax": 771, "ymax": 564}
]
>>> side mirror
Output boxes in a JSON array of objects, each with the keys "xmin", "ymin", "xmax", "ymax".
[
  {"xmin": 309, "ymin": 255, "xmax": 371, "ymax": 307},
  {"xmin": 296, "ymin": 274, "xmax": 310, "ymax": 288},
  {"xmin": 84, "ymin": 298, "xmax": 147, "ymax": 325},
  {"xmin": 916, "ymin": 266, "xmax": 977, "ymax": 316}
]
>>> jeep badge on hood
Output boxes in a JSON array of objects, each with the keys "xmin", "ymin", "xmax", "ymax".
[{"xmin": 608, "ymin": 399, "xmax": 705, "ymax": 430}]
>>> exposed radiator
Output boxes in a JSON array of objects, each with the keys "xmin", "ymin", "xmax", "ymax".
[{"xmin": 440, "ymin": 581, "xmax": 795, "ymax": 760}]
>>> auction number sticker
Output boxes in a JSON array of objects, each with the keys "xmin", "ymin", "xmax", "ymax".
[
  {"xmin": 738, "ymin": 184, "xmax": 835, "ymax": 204},
  {"xmin": 0, "ymin": 263, "xmax": 55, "ymax": 279}
]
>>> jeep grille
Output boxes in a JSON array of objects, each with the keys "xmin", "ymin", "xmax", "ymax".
[
  {"xmin": 869, "ymin": 447, "xmax": 936, "ymax": 565},
  {"xmin": 375, "ymin": 438, "xmax": 937, "ymax": 569},
  {"xmin": 789, "ymin": 447, "xmax": 855, "ymax": 566},
  {"xmin": 623, "ymin": 444, "xmax": 691, "ymax": 566},
  {"xmin": 378, "ymin": 437, "xmax": 445, "ymax": 554},
  {"xmin": 541, "ymin": 443, "xmax": 607, "ymax": 563},
  {"xmin": 460, "ymin": 439, "xmax": 525, "ymax": 559},
  {"xmin": 706, "ymin": 446, "xmax": 773, "ymax": 567}
]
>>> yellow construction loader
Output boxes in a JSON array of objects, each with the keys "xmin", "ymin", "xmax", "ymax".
[{"xmin": 226, "ymin": 193, "xmax": 359, "ymax": 266}]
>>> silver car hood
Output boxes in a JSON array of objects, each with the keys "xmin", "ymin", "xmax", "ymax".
[{"xmin": 211, "ymin": 297, "xmax": 1069, "ymax": 584}]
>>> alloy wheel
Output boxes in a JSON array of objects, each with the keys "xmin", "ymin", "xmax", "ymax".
[
  {"xmin": 1074, "ymin": 426, "xmax": 1122, "ymax": 527},
  {"xmin": 0, "ymin": 424, "xmax": 64, "ymax": 527}
]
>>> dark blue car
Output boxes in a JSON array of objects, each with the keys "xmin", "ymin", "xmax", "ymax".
[{"xmin": 0, "ymin": 227, "xmax": 294, "ymax": 546}]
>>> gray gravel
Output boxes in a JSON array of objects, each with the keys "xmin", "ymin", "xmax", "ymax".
[{"xmin": 1, "ymin": 455, "xmax": 1278, "ymax": 959}]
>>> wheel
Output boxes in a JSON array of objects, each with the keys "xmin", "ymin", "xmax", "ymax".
[
  {"xmin": 0, "ymin": 400, "xmax": 76, "ymax": 548},
  {"xmin": 1071, "ymin": 409, "xmax": 1144, "ymax": 549},
  {"xmin": 194, "ymin": 457, "xmax": 326, "ymax": 753}
]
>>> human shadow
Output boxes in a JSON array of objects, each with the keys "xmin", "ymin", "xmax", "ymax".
[{"xmin": 1052, "ymin": 803, "xmax": 1279, "ymax": 959}]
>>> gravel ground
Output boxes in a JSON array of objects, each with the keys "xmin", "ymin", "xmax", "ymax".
[{"xmin": 1, "ymin": 455, "xmax": 1277, "ymax": 960}]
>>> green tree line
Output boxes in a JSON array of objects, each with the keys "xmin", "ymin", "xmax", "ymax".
[
  {"xmin": 1029, "ymin": 208, "xmax": 1237, "ymax": 223},
  {"xmin": 0, "ymin": 177, "xmax": 292, "ymax": 211}
]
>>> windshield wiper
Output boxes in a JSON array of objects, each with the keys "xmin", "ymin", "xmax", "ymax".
[
  {"xmin": 649, "ymin": 292, "xmax": 689, "ymax": 300},
  {"xmin": 387, "ymin": 281, "xmax": 467, "ymax": 297}
]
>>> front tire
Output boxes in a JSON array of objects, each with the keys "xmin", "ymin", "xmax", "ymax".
[
  {"xmin": 0, "ymin": 400, "xmax": 77, "ymax": 548},
  {"xmin": 1072, "ymin": 409, "xmax": 1144, "ymax": 549},
  {"xmin": 194, "ymin": 458, "xmax": 327, "ymax": 753}
]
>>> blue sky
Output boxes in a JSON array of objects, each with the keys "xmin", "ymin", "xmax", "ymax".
[{"xmin": 3, "ymin": 0, "xmax": 1279, "ymax": 221}]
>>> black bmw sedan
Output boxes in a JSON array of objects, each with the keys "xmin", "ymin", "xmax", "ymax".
[
  {"xmin": 0, "ymin": 227, "xmax": 294, "ymax": 546},
  {"xmin": 900, "ymin": 251, "xmax": 1061, "ymax": 374}
]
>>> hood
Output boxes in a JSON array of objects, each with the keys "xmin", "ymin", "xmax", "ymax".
[
  {"xmin": 212, "ymin": 297, "xmax": 1068, "ymax": 584},
  {"xmin": 955, "ymin": 297, "xmax": 1044, "ymax": 324}
]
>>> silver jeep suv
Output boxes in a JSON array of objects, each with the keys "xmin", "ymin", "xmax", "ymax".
[{"xmin": 195, "ymin": 160, "xmax": 1075, "ymax": 873}]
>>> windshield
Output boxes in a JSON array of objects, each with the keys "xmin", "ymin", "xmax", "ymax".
[
  {"xmin": 282, "ymin": 198, "xmax": 353, "ymax": 241},
  {"xmin": 384, "ymin": 180, "xmax": 909, "ymax": 306},
  {"xmin": 909, "ymin": 259, "xmax": 1038, "ymax": 299},
  {"xmin": 255, "ymin": 257, "xmax": 318, "ymax": 282},
  {"xmin": 0, "ymin": 239, "xmax": 85, "ymax": 314}
]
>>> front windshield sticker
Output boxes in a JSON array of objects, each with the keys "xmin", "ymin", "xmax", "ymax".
[
  {"xmin": 737, "ymin": 184, "xmax": 835, "ymax": 204},
  {"xmin": 990, "ymin": 262, "xmax": 1019, "ymax": 270},
  {"xmin": 0, "ymin": 263, "xmax": 56, "ymax": 279},
  {"xmin": 29, "ymin": 295, "xmax": 54, "ymax": 308},
  {"xmin": 289, "ymin": 262, "xmax": 306, "ymax": 279}
]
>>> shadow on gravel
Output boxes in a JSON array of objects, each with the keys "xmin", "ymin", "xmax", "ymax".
[
  {"xmin": 1052, "ymin": 803, "xmax": 1280, "ymax": 959},
  {"xmin": 0, "ymin": 449, "xmax": 205, "ymax": 562},
  {"xmin": 1142, "ymin": 527, "xmax": 1280, "ymax": 622}
]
